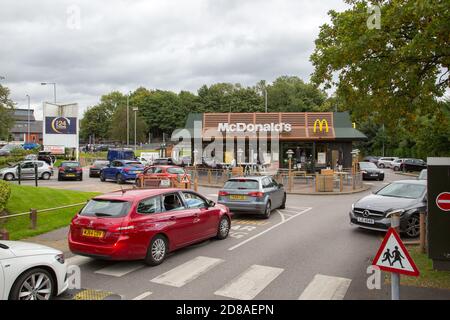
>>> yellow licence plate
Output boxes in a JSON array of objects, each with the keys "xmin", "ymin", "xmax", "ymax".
[
  {"xmin": 82, "ymin": 229, "xmax": 105, "ymax": 238},
  {"xmin": 230, "ymin": 195, "xmax": 246, "ymax": 201},
  {"xmin": 66, "ymin": 174, "xmax": 76, "ymax": 177}
]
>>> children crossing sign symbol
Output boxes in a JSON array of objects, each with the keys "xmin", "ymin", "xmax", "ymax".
[{"xmin": 372, "ymin": 228, "xmax": 419, "ymax": 277}]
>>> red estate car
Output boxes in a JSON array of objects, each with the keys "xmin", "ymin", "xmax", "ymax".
[{"xmin": 68, "ymin": 188, "xmax": 231, "ymax": 265}]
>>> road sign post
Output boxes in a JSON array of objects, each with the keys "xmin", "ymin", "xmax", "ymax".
[{"xmin": 390, "ymin": 212, "xmax": 401, "ymax": 300}]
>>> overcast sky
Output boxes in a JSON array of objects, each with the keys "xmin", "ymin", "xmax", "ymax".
[{"xmin": 0, "ymin": 0, "xmax": 349, "ymax": 119}]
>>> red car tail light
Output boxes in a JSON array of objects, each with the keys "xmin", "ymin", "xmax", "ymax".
[
  {"xmin": 59, "ymin": 167, "xmax": 65, "ymax": 172},
  {"xmin": 123, "ymin": 167, "xmax": 130, "ymax": 173},
  {"xmin": 248, "ymin": 191, "xmax": 264, "ymax": 198},
  {"xmin": 218, "ymin": 191, "xmax": 229, "ymax": 196},
  {"xmin": 76, "ymin": 168, "xmax": 82, "ymax": 172}
]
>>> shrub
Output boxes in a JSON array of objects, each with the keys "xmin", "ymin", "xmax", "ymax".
[{"xmin": 0, "ymin": 180, "xmax": 11, "ymax": 214}]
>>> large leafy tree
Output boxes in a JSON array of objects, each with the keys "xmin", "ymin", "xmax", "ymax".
[
  {"xmin": 0, "ymin": 85, "xmax": 14, "ymax": 140},
  {"xmin": 310, "ymin": 0, "xmax": 450, "ymax": 130}
]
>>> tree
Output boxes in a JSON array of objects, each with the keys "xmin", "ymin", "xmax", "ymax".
[
  {"xmin": 310, "ymin": 0, "xmax": 450, "ymax": 130},
  {"xmin": 110, "ymin": 104, "xmax": 148, "ymax": 144},
  {"xmin": 0, "ymin": 85, "xmax": 14, "ymax": 140}
]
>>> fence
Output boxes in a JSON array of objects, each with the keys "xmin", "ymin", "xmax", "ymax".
[{"xmin": 0, "ymin": 202, "xmax": 86, "ymax": 240}]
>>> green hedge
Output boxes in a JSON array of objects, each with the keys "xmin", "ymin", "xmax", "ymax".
[{"xmin": 0, "ymin": 180, "xmax": 11, "ymax": 214}]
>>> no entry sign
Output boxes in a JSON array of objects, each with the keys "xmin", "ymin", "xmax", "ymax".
[{"xmin": 436, "ymin": 192, "xmax": 450, "ymax": 211}]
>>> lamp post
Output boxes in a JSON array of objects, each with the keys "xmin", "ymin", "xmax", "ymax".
[
  {"xmin": 133, "ymin": 107, "xmax": 139, "ymax": 152},
  {"xmin": 41, "ymin": 82, "xmax": 56, "ymax": 103},
  {"xmin": 286, "ymin": 149, "xmax": 294, "ymax": 192},
  {"xmin": 126, "ymin": 92, "xmax": 130, "ymax": 147},
  {"xmin": 264, "ymin": 87, "xmax": 268, "ymax": 113},
  {"xmin": 26, "ymin": 95, "xmax": 31, "ymax": 143}
]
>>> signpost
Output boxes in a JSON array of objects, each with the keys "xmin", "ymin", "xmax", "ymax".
[{"xmin": 372, "ymin": 228, "xmax": 419, "ymax": 300}]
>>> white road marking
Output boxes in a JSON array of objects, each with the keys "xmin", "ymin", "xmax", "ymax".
[
  {"xmin": 95, "ymin": 262, "xmax": 144, "ymax": 277},
  {"xmin": 228, "ymin": 207, "xmax": 313, "ymax": 251},
  {"xmin": 151, "ymin": 256, "xmax": 224, "ymax": 287},
  {"xmin": 215, "ymin": 265, "xmax": 284, "ymax": 300},
  {"xmin": 132, "ymin": 291, "xmax": 152, "ymax": 300},
  {"xmin": 66, "ymin": 255, "xmax": 92, "ymax": 266},
  {"xmin": 298, "ymin": 274, "xmax": 352, "ymax": 300}
]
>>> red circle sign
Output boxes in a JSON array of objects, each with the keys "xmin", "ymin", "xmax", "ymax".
[{"xmin": 436, "ymin": 192, "xmax": 450, "ymax": 211}]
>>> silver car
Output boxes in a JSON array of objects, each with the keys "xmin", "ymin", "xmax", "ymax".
[
  {"xmin": 218, "ymin": 176, "xmax": 286, "ymax": 219},
  {"xmin": 377, "ymin": 157, "xmax": 399, "ymax": 168},
  {"xmin": 0, "ymin": 161, "xmax": 53, "ymax": 181}
]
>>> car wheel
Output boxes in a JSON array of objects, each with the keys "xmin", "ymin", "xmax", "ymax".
[
  {"xmin": 4, "ymin": 173, "xmax": 14, "ymax": 181},
  {"xmin": 405, "ymin": 215, "xmax": 420, "ymax": 238},
  {"xmin": 145, "ymin": 235, "xmax": 168, "ymax": 266},
  {"xmin": 393, "ymin": 166, "xmax": 399, "ymax": 171},
  {"xmin": 262, "ymin": 201, "xmax": 271, "ymax": 219},
  {"xmin": 279, "ymin": 194, "xmax": 286, "ymax": 209},
  {"xmin": 9, "ymin": 268, "xmax": 54, "ymax": 300},
  {"xmin": 216, "ymin": 216, "xmax": 230, "ymax": 240},
  {"xmin": 100, "ymin": 172, "xmax": 106, "ymax": 182},
  {"xmin": 116, "ymin": 173, "xmax": 125, "ymax": 184},
  {"xmin": 41, "ymin": 172, "xmax": 51, "ymax": 180},
  {"xmin": 57, "ymin": 175, "xmax": 62, "ymax": 181},
  {"xmin": 379, "ymin": 163, "xmax": 385, "ymax": 168}
]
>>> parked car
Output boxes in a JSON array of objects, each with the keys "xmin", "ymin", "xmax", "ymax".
[
  {"xmin": 136, "ymin": 157, "xmax": 150, "ymax": 166},
  {"xmin": 376, "ymin": 157, "xmax": 399, "ymax": 168},
  {"xmin": 22, "ymin": 142, "xmax": 40, "ymax": 150},
  {"xmin": 358, "ymin": 162, "xmax": 384, "ymax": 181},
  {"xmin": 89, "ymin": 160, "xmax": 110, "ymax": 178},
  {"xmin": 24, "ymin": 154, "xmax": 38, "ymax": 161},
  {"xmin": 349, "ymin": 180, "xmax": 426, "ymax": 237},
  {"xmin": 0, "ymin": 241, "xmax": 68, "ymax": 300},
  {"xmin": 417, "ymin": 169, "xmax": 427, "ymax": 180},
  {"xmin": 153, "ymin": 158, "xmax": 175, "ymax": 165},
  {"xmin": 391, "ymin": 158, "xmax": 406, "ymax": 171},
  {"xmin": 135, "ymin": 165, "xmax": 189, "ymax": 187},
  {"xmin": 68, "ymin": 188, "xmax": 231, "ymax": 265},
  {"xmin": 107, "ymin": 148, "xmax": 135, "ymax": 162},
  {"xmin": 361, "ymin": 156, "xmax": 380, "ymax": 165},
  {"xmin": 0, "ymin": 161, "xmax": 53, "ymax": 181},
  {"xmin": 58, "ymin": 161, "xmax": 83, "ymax": 181},
  {"xmin": 218, "ymin": 176, "xmax": 286, "ymax": 219},
  {"xmin": 400, "ymin": 158, "xmax": 427, "ymax": 172},
  {"xmin": 37, "ymin": 151, "xmax": 56, "ymax": 166},
  {"xmin": 0, "ymin": 144, "xmax": 22, "ymax": 157},
  {"xmin": 100, "ymin": 160, "xmax": 144, "ymax": 184}
]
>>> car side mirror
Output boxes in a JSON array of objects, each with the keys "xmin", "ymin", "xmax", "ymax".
[
  {"xmin": 208, "ymin": 200, "xmax": 216, "ymax": 208},
  {"xmin": 278, "ymin": 183, "xmax": 284, "ymax": 188}
]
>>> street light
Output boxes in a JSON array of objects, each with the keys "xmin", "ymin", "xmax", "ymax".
[
  {"xmin": 41, "ymin": 82, "xmax": 57, "ymax": 103},
  {"xmin": 133, "ymin": 107, "xmax": 139, "ymax": 152},
  {"xmin": 26, "ymin": 95, "xmax": 31, "ymax": 143},
  {"xmin": 264, "ymin": 87, "xmax": 268, "ymax": 113}
]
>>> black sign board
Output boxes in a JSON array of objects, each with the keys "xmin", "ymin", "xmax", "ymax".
[{"xmin": 45, "ymin": 116, "xmax": 77, "ymax": 134}]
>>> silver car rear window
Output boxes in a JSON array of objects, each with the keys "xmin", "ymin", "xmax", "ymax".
[{"xmin": 224, "ymin": 180, "xmax": 259, "ymax": 189}]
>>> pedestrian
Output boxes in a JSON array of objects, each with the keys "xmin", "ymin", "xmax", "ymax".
[
  {"xmin": 391, "ymin": 246, "xmax": 405, "ymax": 268},
  {"xmin": 381, "ymin": 248, "xmax": 392, "ymax": 266}
]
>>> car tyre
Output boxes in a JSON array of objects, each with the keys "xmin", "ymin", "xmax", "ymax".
[
  {"xmin": 116, "ymin": 173, "xmax": 125, "ymax": 184},
  {"xmin": 41, "ymin": 172, "xmax": 51, "ymax": 180},
  {"xmin": 216, "ymin": 216, "xmax": 230, "ymax": 240},
  {"xmin": 9, "ymin": 268, "xmax": 55, "ymax": 300},
  {"xmin": 4, "ymin": 173, "xmax": 14, "ymax": 181},
  {"xmin": 262, "ymin": 201, "xmax": 271, "ymax": 219},
  {"xmin": 100, "ymin": 172, "xmax": 106, "ymax": 182},
  {"xmin": 279, "ymin": 194, "xmax": 286, "ymax": 209},
  {"xmin": 405, "ymin": 214, "xmax": 420, "ymax": 238},
  {"xmin": 379, "ymin": 163, "xmax": 385, "ymax": 168},
  {"xmin": 145, "ymin": 234, "xmax": 168, "ymax": 266}
]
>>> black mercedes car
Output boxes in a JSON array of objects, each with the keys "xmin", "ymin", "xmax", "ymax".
[
  {"xmin": 358, "ymin": 162, "xmax": 384, "ymax": 181},
  {"xmin": 89, "ymin": 160, "xmax": 110, "ymax": 177},
  {"xmin": 58, "ymin": 161, "xmax": 83, "ymax": 181},
  {"xmin": 349, "ymin": 180, "xmax": 426, "ymax": 237}
]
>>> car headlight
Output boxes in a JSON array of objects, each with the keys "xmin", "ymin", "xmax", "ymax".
[
  {"xmin": 351, "ymin": 203, "xmax": 355, "ymax": 210},
  {"xmin": 55, "ymin": 253, "xmax": 65, "ymax": 264},
  {"xmin": 386, "ymin": 209, "xmax": 405, "ymax": 217}
]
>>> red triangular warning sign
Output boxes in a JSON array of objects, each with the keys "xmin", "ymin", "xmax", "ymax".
[
  {"xmin": 372, "ymin": 228, "xmax": 419, "ymax": 277},
  {"xmin": 180, "ymin": 173, "xmax": 190, "ymax": 183}
]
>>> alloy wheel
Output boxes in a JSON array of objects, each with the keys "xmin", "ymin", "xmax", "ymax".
[
  {"xmin": 219, "ymin": 218, "xmax": 230, "ymax": 237},
  {"xmin": 151, "ymin": 238, "xmax": 166, "ymax": 262},
  {"xmin": 4, "ymin": 173, "xmax": 14, "ymax": 181},
  {"xmin": 406, "ymin": 216, "xmax": 420, "ymax": 237},
  {"xmin": 18, "ymin": 272, "xmax": 52, "ymax": 300}
]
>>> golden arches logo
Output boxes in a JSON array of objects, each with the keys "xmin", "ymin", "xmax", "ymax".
[{"xmin": 313, "ymin": 119, "xmax": 329, "ymax": 133}]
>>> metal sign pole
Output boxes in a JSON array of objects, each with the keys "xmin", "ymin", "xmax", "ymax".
[{"xmin": 391, "ymin": 212, "xmax": 401, "ymax": 300}]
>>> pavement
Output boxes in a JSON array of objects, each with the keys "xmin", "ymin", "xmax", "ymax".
[{"xmin": 16, "ymin": 168, "xmax": 450, "ymax": 300}]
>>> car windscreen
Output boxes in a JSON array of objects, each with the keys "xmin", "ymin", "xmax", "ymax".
[
  {"xmin": 79, "ymin": 199, "xmax": 131, "ymax": 218},
  {"xmin": 224, "ymin": 179, "xmax": 259, "ymax": 190},
  {"xmin": 360, "ymin": 162, "xmax": 377, "ymax": 169},
  {"xmin": 62, "ymin": 162, "xmax": 80, "ymax": 167},
  {"xmin": 93, "ymin": 161, "xmax": 109, "ymax": 166},
  {"xmin": 376, "ymin": 183, "xmax": 426, "ymax": 199},
  {"xmin": 167, "ymin": 167, "xmax": 185, "ymax": 174}
]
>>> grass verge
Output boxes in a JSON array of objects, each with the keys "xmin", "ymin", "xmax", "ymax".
[{"xmin": 2, "ymin": 184, "xmax": 99, "ymax": 240}]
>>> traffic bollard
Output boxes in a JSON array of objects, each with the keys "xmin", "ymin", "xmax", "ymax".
[{"xmin": 30, "ymin": 209, "xmax": 37, "ymax": 230}]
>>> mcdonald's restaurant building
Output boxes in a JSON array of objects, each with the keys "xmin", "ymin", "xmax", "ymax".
[{"xmin": 182, "ymin": 112, "xmax": 367, "ymax": 172}]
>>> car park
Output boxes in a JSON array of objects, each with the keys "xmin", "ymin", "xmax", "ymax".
[
  {"xmin": 376, "ymin": 157, "xmax": 398, "ymax": 168},
  {"xmin": 349, "ymin": 180, "xmax": 426, "ymax": 237},
  {"xmin": 0, "ymin": 241, "xmax": 68, "ymax": 300},
  {"xmin": 68, "ymin": 188, "xmax": 231, "ymax": 265},
  {"xmin": 89, "ymin": 160, "xmax": 110, "ymax": 178},
  {"xmin": 0, "ymin": 161, "xmax": 53, "ymax": 181},
  {"xmin": 218, "ymin": 176, "xmax": 286, "ymax": 219},
  {"xmin": 391, "ymin": 158, "xmax": 406, "ymax": 171},
  {"xmin": 58, "ymin": 161, "xmax": 83, "ymax": 181},
  {"xmin": 358, "ymin": 162, "xmax": 384, "ymax": 181},
  {"xmin": 100, "ymin": 160, "xmax": 144, "ymax": 184},
  {"xmin": 400, "ymin": 158, "xmax": 427, "ymax": 172}
]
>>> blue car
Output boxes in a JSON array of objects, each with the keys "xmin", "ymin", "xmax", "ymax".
[{"xmin": 100, "ymin": 160, "xmax": 144, "ymax": 184}]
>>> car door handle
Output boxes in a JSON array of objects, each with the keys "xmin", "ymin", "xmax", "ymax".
[
  {"xmin": 169, "ymin": 216, "xmax": 176, "ymax": 221},
  {"xmin": 193, "ymin": 212, "xmax": 199, "ymax": 217}
]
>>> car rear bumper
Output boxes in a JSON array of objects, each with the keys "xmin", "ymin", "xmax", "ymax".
[
  {"xmin": 362, "ymin": 172, "xmax": 384, "ymax": 180},
  {"xmin": 59, "ymin": 172, "xmax": 83, "ymax": 179},
  {"xmin": 68, "ymin": 234, "xmax": 139, "ymax": 260},
  {"xmin": 89, "ymin": 169, "xmax": 101, "ymax": 176},
  {"xmin": 218, "ymin": 200, "xmax": 266, "ymax": 214}
]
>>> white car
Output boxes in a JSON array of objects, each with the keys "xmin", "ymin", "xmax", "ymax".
[
  {"xmin": 0, "ymin": 241, "xmax": 68, "ymax": 300},
  {"xmin": 377, "ymin": 157, "xmax": 399, "ymax": 168}
]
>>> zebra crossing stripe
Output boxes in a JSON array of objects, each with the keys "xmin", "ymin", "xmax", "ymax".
[
  {"xmin": 95, "ymin": 261, "xmax": 144, "ymax": 277},
  {"xmin": 214, "ymin": 265, "xmax": 284, "ymax": 300},
  {"xmin": 132, "ymin": 291, "xmax": 152, "ymax": 300},
  {"xmin": 298, "ymin": 274, "xmax": 351, "ymax": 300},
  {"xmin": 151, "ymin": 256, "xmax": 224, "ymax": 287}
]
